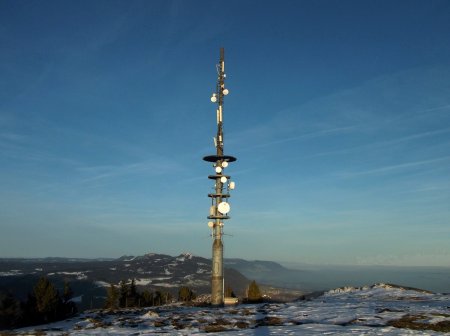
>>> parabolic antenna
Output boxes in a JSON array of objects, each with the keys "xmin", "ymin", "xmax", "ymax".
[
  {"xmin": 218, "ymin": 202, "xmax": 230, "ymax": 214},
  {"xmin": 209, "ymin": 206, "xmax": 216, "ymax": 216},
  {"xmin": 222, "ymin": 161, "xmax": 228, "ymax": 168},
  {"xmin": 220, "ymin": 176, "xmax": 228, "ymax": 183},
  {"xmin": 207, "ymin": 221, "xmax": 214, "ymax": 228}
]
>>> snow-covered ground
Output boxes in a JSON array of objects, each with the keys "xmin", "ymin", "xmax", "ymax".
[{"xmin": 13, "ymin": 284, "xmax": 450, "ymax": 335}]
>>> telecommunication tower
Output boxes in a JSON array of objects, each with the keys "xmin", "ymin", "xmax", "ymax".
[{"xmin": 203, "ymin": 48, "xmax": 236, "ymax": 306}]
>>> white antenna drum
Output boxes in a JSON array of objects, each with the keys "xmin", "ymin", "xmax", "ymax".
[{"xmin": 217, "ymin": 202, "xmax": 230, "ymax": 214}]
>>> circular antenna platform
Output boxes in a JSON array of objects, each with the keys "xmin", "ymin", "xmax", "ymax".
[
  {"xmin": 208, "ymin": 193, "xmax": 230, "ymax": 198},
  {"xmin": 203, "ymin": 155, "xmax": 237, "ymax": 163},
  {"xmin": 208, "ymin": 174, "xmax": 230, "ymax": 180},
  {"xmin": 208, "ymin": 215, "xmax": 230, "ymax": 220}
]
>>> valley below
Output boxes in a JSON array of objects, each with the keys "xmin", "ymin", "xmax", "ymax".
[{"xmin": 1, "ymin": 253, "xmax": 450, "ymax": 334}]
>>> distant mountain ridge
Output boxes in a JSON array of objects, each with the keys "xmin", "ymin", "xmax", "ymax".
[
  {"xmin": 0, "ymin": 257, "xmax": 115, "ymax": 263},
  {"xmin": 223, "ymin": 257, "xmax": 309, "ymax": 290},
  {"xmin": 0, "ymin": 252, "xmax": 250, "ymax": 311},
  {"xmin": 2, "ymin": 253, "xmax": 447, "ymax": 302}
]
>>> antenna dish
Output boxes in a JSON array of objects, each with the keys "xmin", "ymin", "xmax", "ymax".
[
  {"xmin": 211, "ymin": 95, "xmax": 217, "ymax": 103},
  {"xmin": 215, "ymin": 166, "xmax": 222, "ymax": 173},
  {"xmin": 218, "ymin": 202, "xmax": 230, "ymax": 214},
  {"xmin": 207, "ymin": 221, "xmax": 214, "ymax": 228},
  {"xmin": 220, "ymin": 176, "xmax": 227, "ymax": 183},
  {"xmin": 209, "ymin": 206, "xmax": 216, "ymax": 216},
  {"xmin": 221, "ymin": 161, "xmax": 228, "ymax": 168},
  {"xmin": 229, "ymin": 181, "xmax": 235, "ymax": 190},
  {"xmin": 223, "ymin": 88, "xmax": 229, "ymax": 95}
]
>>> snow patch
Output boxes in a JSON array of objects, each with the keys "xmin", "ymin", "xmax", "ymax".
[
  {"xmin": 151, "ymin": 277, "xmax": 171, "ymax": 281},
  {"xmin": 12, "ymin": 284, "xmax": 450, "ymax": 335},
  {"xmin": 142, "ymin": 311, "xmax": 159, "ymax": 319},
  {"xmin": 54, "ymin": 271, "xmax": 88, "ymax": 280},
  {"xmin": 70, "ymin": 295, "xmax": 83, "ymax": 303},
  {"xmin": 135, "ymin": 278, "xmax": 152, "ymax": 286},
  {"xmin": 94, "ymin": 281, "xmax": 110, "ymax": 287},
  {"xmin": 153, "ymin": 283, "xmax": 179, "ymax": 288},
  {"xmin": 176, "ymin": 252, "xmax": 193, "ymax": 262},
  {"xmin": 0, "ymin": 270, "xmax": 22, "ymax": 276}
]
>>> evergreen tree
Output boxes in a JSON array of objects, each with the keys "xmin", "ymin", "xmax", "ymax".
[
  {"xmin": 33, "ymin": 277, "xmax": 61, "ymax": 322},
  {"xmin": 178, "ymin": 286, "xmax": 196, "ymax": 302},
  {"xmin": 153, "ymin": 291, "xmax": 163, "ymax": 306},
  {"xmin": 141, "ymin": 290, "xmax": 154, "ymax": 307},
  {"xmin": 62, "ymin": 281, "xmax": 74, "ymax": 303},
  {"xmin": 247, "ymin": 280, "xmax": 262, "ymax": 302},
  {"xmin": 127, "ymin": 279, "xmax": 138, "ymax": 307},
  {"xmin": 61, "ymin": 281, "xmax": 77, "ymax": 316},
  {"xmin": 104, "ymin": 284, "xmax": 119, "ymax": 309},
  {"xmin": 20, "ymin": 293, "xmax": 38, "ymax": 326},
  {"xmin": 0, "ymin": 278, "xmax": 77, "ymax": 329},
  {"xmin": 225, "ymin": 285, "xmax": 236, "ymax": 298},
  {"xmin": 154, "ymin": 291, "xmax": 172, "ymax": 306},
  {"xmin": 118, "ymin": 280, "xmax": 128, "ymax": 308},
  {"xmin": 0, "ymin": 292, "xmax": 21, "ymax": 329},
  {"xmin": 163, "ymin": 291, "xmax": 172, "ymax": 304}
]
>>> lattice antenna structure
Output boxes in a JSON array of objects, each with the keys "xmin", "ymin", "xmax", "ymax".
[{"xmin": 203, "ymin": 48, "xmax": 236, "ymax": 306}]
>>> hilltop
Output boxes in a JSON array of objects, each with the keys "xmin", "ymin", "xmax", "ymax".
[{"xmin": 9, "ymin": 283, "xmax": 450, "ymax": 335}]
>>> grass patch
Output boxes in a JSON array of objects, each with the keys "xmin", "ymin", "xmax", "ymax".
[
  {"xmin": 388, "ymin": 314, "xmax": 450, "ymax": 333},
  {"xmin": 256, "ymin": 316, "xmax": 284, "ymax": 326}
]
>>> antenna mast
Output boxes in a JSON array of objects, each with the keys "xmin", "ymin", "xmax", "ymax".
[
  {"xmin": 203, "ymin": 48, "xmax": 236, "ymax": 306},
  {"xmin": 216, "ymin": 47, "xmax": 225, "ymax": 156}
]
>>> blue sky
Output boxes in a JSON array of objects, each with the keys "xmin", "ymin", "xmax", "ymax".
[{"xmin": 1, "ymin": 0, "xmax": 449, "ymax": 266}]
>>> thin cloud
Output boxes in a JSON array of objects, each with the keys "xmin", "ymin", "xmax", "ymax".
[
  {"xmin": 79, "ymin": 158, "xmax": 181, "ymax": 183},
  {"xmin": 338, "ymin": 156, "xmax": 450, "ymax": 178},
  {"xmin": 237, "ymin": 125, "xmax": 356, "ymax": 152},
  {"xmin": 314, "ymin": 127, "xmax": 450, "ymax": 158},
  {"xmin": 396, "ymin": 184, "xmax": 450, "ymax": 194},
  {"xmin": 410, "ymin": 103, "xmax": 450, "ymax": 117}
]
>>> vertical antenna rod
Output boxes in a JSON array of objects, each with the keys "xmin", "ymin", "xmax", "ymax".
[
  {"xmin": 216, "ymin": 47, "xmax": 225, "ymax": 156},
  {"xmin": 203, "ymin": 48, "xmax": 236, "ymax": 306}
]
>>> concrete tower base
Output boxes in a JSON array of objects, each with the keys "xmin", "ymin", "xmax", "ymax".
[{"xmin": 211, "ymin": 238, "xmax": 224, "ymax": 306}]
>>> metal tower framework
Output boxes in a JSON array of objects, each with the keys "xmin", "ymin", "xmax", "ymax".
[{"xmin": 203, "ymin": 48, "xmax": 236, "ymax": 306}]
